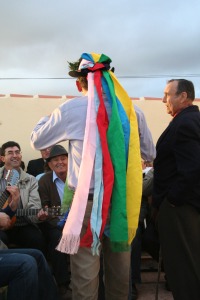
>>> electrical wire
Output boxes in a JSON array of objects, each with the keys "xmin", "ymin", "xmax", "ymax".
[{"xmin": 1, "ymin": 74, "xmax": 200, "ymax": 80}]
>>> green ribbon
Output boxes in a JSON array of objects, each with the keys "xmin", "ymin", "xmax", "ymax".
[
  {"xmin": 103, "ymin": 71, "xmax": 129, "ymax": 251},
  {"xmin": 62, "ymin": 180, "xmax": 74, "ymax": 213}
]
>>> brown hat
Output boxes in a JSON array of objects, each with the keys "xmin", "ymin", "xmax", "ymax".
[
  {"xmin": 46, "ymin": 145, "xmax": 68, "ymax": 162},
  {"xmin": 68, "ymin": 58, "xmax": 89, "ymax": 78}
]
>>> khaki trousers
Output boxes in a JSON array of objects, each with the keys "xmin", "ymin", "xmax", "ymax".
[{"xmin": 70, "ymin": 201, "xmax": 131, "ymax": 300}]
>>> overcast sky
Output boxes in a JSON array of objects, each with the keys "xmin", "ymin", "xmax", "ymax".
[{"xmin": 0, "ymin": 0, "xmax": 200, "ymax": 98}]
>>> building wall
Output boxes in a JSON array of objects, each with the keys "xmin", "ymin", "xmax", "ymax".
[{"xmin": 0, "ymin": 95, "xmax": 199, "ymax": 169}]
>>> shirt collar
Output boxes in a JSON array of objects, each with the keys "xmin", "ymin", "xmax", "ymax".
[{"xmin": 53, "ymin": 171, "xmax": 59, "ymax": 182}]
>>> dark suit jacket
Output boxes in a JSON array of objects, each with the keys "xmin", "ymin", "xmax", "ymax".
[
  {"xmin": 27, "ymin": 158, "xmax": 45, "ymax": 177},
  {"xmin": 38, "ymin": 171, "xmax": 61, "ymax": 207},
  {"xmin": 153, "ymin": 105, "xmax": 200, "ymax": 209},
  {"xmin": 38, "ymin": 171, "xmax": 61, "ymax": 227}
]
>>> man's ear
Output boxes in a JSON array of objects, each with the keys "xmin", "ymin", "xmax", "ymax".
[
  {"xmin": 76, "ymin": 80, "xmax": 82, "ymax": 92},
  {"xmin": 1, "ymin": 156, "xmax": 5, "ymax": 163},
  {"xmin": 180, "ymin": 91, "xmax": 188, "ymax": 103}
]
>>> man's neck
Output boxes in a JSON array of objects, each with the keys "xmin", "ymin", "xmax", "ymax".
[
  {"xmin": 56, "ymin": 172, "xmax": 66, "ymax": 183},
  {"xmin": 4, "ymin": 166, "xmax": 20, "ymax": 172}
]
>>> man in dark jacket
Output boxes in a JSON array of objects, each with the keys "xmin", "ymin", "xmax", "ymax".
[
  {"xmin": 38, "ymin": 144, "xmax": 71, "ymax": 300},
  {"xmin": 153, "ymin": 79, "xmax": 200, "ymax": 300},
  {"xmin": 27, "ymin": 147, "xmax": 51, "ymax": 177}
]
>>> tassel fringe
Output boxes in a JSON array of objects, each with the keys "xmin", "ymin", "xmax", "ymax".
[{"xmin": 56, "ymin": 234, "xmax": 80, "ymax": 254}]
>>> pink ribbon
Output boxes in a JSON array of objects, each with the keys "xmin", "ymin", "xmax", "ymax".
[{"xmin": 56, "ymin": 72, "xmax": 96, "ymax": 254}]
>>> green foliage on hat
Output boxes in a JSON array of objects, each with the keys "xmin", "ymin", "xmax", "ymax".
[{"xmin": 68, "ymin": 58, "xmax": 81, "ymax": 71}]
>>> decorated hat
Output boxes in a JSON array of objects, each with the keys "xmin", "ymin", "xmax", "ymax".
[{"xmin": 68, "ymin": 53, "xmax": 112, "ymax": 78}]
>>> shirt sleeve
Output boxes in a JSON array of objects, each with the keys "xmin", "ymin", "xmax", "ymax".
[
  {"xmin": 1, "ymin": 205, "xmax": 16, "ymax": 218},
  {"xmin": 30, "ymin": 105, "xmax": 69, "ymax": 150},
  {"xmin": 142, "ymin": 168, "xmax": 154, "ymax": 197},
  {"xmin": 134, "ymin": 105, "xmax": 156, "ymax": 162}
]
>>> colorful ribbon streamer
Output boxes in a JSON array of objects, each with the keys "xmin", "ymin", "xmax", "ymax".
[{"xmin": 57, "ymin": 53, "xmax": 142, "ymax": 254}]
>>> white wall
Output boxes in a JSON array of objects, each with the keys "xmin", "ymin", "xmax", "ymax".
[
  {"xmin": 0, "ymin": 96, "xmax": 67, "ymax": 168},
  {"xmin": 0, "ymin": 95, "xmax": 199, "ymax": 169}
]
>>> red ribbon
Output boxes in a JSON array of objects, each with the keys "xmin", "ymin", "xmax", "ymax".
[{"xmin": 80, "ymin": 70, "xmax": 114, "ymax": 247}]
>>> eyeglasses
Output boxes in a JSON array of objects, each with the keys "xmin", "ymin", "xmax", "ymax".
[{"xmin": 4, "ymin": 150, "xmax": 22, "ymax": 156}]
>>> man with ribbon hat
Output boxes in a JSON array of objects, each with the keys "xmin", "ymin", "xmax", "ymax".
[{"xmin": 30, "ymin": 53, "xmax": 153, "ymax": 300}]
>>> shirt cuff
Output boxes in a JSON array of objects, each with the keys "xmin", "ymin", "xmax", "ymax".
[{"xmin": 1, "ymin": 206, "xmax": 16, "ymax": 218}]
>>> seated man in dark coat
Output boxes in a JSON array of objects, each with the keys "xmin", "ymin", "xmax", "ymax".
[
  {"xmin": 37, "ymin": 144, "xmax": 71, "ymax": 299},
  {"xmin": 27, "ymin": 147, "xmax": 52, "ymax": 177}
]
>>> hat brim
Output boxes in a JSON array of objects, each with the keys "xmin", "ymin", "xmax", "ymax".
[{"xmin": 68, "ymin": 70, "xmax": 87, "ymax": 78}]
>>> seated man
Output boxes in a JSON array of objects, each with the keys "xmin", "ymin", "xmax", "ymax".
[
  {"xmin": 0, "ymin": 179, "xmax": 59, "ymax": 300},
  {"xmin": 0, "ymin": 248, "xmax": 59, "ymax": 300},
  {"xmin": 38, "ymin": 144, "xmax": 72, "ymax": 298},
  {"xmin": 27, "ymin": 147, "xmax": 52, "ymax": 177},
  {"xmin": 0, "ymin": 141, "xmax": 46, "ymax": 253}
]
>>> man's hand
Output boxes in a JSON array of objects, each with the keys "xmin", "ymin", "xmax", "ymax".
[
  {"xmin": 0, "ymin": 212, "xmax": 11, "ymax": 230},
  {"xmin": 37, "ymin": 207, "xmax": 49, "ymax": 221},
  {"xmin": 6, "ymin": 186, "xmax": 20, "ymax": 211}
]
